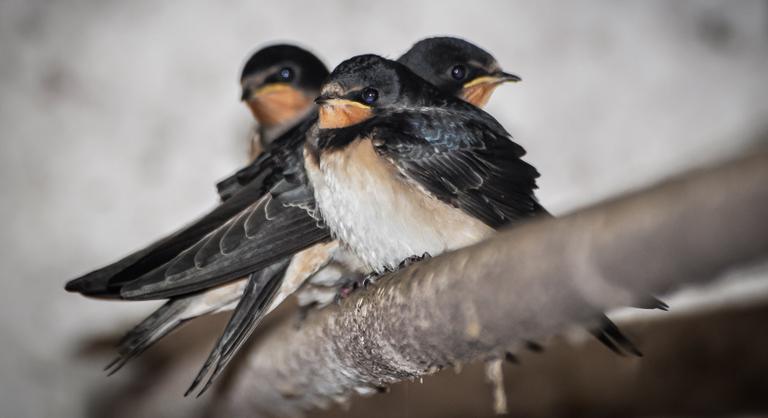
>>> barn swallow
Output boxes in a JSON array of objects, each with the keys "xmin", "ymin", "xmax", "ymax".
[
  {"xmin": 239, "ymin": 44, "xmax": 328, "ymax": 159},
  {"xmin": 180, "ymin": 39, "xmax": 532, "ymax": 394},
  {"xmin": 65, "ymin": 43, "xmax": 328, "ymax": 300},
  {"xmin": 67, "ymin": 44, "xmax": 330, "ymax": 373},
  {"xmin": 398, "ymin": 36, "xmax": 520, "ymax": 108},
  {"xmin": 306, "ymin": 54, "xmax": 543, "ymax": 273}
]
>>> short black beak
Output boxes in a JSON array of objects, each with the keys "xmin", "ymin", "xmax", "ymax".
[
  {"xmin": 314, "ymin": 95, "xmax": 331, "ymax": 105},
  {"xmin": 494, "ymin": 71, "xmax": 521, "ymax": 83}
]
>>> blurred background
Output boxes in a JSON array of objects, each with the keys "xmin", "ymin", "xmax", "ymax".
[{"xmin": 1, "ymin": 1, "xmax": 768, "ymax": 417}]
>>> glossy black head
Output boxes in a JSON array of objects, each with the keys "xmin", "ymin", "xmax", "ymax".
[
  {"xmin": 314, "ymin": 55, "xmax": 437, "ymax": 129},
  {"xmin": 240, "ymin": 44, "xmax": 329, "ymax": 102},
  {"xmin": 397, "ymin": 37, "xmax": 520, "ymax": 107},
  {"xmin": 239, "ymin": 44, "xmax": 329, "ymax": 132}
]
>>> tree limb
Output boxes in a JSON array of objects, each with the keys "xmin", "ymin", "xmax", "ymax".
[{"xmin": 211, "ymin": 148, "xmax": 768, "ymax": 417}]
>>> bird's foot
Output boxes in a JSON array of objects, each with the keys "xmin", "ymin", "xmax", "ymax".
[
  {"xmin": 397, "ymin": 252, "xmax": 432, "ymax": 269},
  {"xmin": 334, "ymin": 273, "xmax": 377, "ymax": 303}
]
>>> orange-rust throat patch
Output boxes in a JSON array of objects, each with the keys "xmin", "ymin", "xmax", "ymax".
[
  {"xmin": 318, "ymin": 100, "xmax": 373, "ymax": 129},
  {"xmin": 461, "ymin": 83, "xmax": 501, "ymax": 108},
  {"xmin": 246, "ymin": 85, "xmax": 313, "ymax": 128}
]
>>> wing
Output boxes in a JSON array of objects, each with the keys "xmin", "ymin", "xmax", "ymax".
[
  {"xmin": 589, "ymin": 314, "xmax": 642, "ymax": 357},
  {"xmin": 215, "ymin": 150, "xmax": 275, "ymax": 202},
  {"xmin": 370, "ymin": 104, "xmax": 547, "ymax": 229},
  {"xmin": 119, "ymin": 167, "xmax": 330, "ymax": 300},
  {"xmin": 64, "ymin": 181, "xmax": 274, "ymax": 298},
  {"xmin": 184, "ymin": 259, "xmax": 290, "ymax": 397},
  {"xmin": 65, "ymin": 116, "xmax": 317, "ymax": 299},
  {"xmin": 104, "ymin": 297, "xmax": 195, "ymax": 375},
  {"xmin": 216, "ymin": 113, "xmax": 316, "ymax": 202}
]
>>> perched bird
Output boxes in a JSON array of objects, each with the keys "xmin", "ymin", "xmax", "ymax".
[
  {"xmin": 306, "ymin": 54, "xmax": 544, "ymax": 273},
  {"xmin": 69, "ymin": 43, "xmax": 329, "ymax": 374},
  {"xmin": 398, "ymin": 36, "xmax": 520, "ymax": 108},
  {"xmin": 239, "ymin": 44, "xmax": 328, "ymax": 159},
  {"xmin": 68, "ymin": 38, "xmax": 527, "ymax": 390},
  {"xmin": 65, "ymin": 43, "xmax": 328, "ymax": 300}
]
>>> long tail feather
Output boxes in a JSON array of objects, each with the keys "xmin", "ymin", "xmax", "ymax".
[
  {"xmin": 104, "ymin": 299, "xmax": 193, "ymax": 375},
  {"xmin": 590, "ymin": 314, "xmax": 642, "ymax": 357},
  {"xmin": 185, "ymin": 259, "xmax": 290, "ymax": 397}
]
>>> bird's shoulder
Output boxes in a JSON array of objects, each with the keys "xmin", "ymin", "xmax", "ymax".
[
  {"xmin": 368, "ymin": 99, "xmax": 521, "ymax": 160},
  {"xmin": 364, "ymin": 100, "xmax": 543, "ymax": 228}
]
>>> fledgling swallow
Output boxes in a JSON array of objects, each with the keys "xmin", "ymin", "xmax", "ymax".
[
  {"xmin": 398, "ymin": 36, "xmax": 520, "ymax": 107},
  {"xmin": 65, "ymin": 43, "xmax": 328, "ymax": 300},
  {"xmin": 239, "ymin": 44, "xmax": 328, "ymax": 159},
  {"xmin": 66, "ymin": 43, "xmax": 330, "ymax": 374},
  {"xmin": 306, "ymin": 54, "xmax": 544, "ymax": 273}
]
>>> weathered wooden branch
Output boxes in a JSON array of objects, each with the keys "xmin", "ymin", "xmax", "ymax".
[{"xmin": 211, "ymin": 148, "xmax": 768, "ymax": 418}]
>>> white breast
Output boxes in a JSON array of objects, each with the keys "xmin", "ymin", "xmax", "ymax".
[{"xmin": 305, "ymin": 139, "xmax": 493, "ymax": 273}]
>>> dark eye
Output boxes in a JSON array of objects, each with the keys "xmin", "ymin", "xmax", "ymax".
[
  {"xmin": 278, "ymin": 67, "xmax": 294, "ymax": 81},
  {"xmin": 450, "ymin": 65, "xmax": 466, "ymax": 80},
  {"xmin": 361, "ymin": 87, "xmax": 379, "ymax": 104}
]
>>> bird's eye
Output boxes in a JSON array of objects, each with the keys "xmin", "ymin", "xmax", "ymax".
[
  {"xmin": 450, "ymin": 65, "xmax": 467, "ymax": 80},
  {"xmin": 278, "ymin": 67, "xmax": 294, "ymax": 81},
  {"xmin": 361, "ymin": 87, "xmax": 379, "ymax": 105}
]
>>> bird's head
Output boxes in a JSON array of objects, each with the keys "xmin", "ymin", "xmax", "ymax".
[
  {"xmin": 315, "ymin": 55, "xmax": 425, "ymax": 130},
  {"xmin": 240, "ymin": 44, "xmax": 328, "ymax": 128},
  {"xmin": 398, "ymin": 36, "xmax": 520, "ymax": 108}
]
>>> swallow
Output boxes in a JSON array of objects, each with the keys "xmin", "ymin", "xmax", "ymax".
[
  {"xmin": 239, "ymin": 44, "xmax": 329, "ymax": 159},
  {"xmin": 305, "ymin": 54, "xmax": 543, "ymax": 273},
  {"xmin": 65, "ymin": 43, "xmax": 328, "ymax": 300},
  {"xmin": 66, "ymin": 43, "xmax": 330, "ymax": 373},
  {"xmin": 398, "ymin": 36, "xmax": 520, "ymax": 107}
]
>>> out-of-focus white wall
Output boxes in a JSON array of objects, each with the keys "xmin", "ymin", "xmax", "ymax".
[{"xmin": 1, "ymin": 1, "xmax": 766, "ymax": 417}]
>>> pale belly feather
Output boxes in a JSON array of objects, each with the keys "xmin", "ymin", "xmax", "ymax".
[{"xmin": 306, "ymin": 139, "xmax": 493, "ymax": 273}]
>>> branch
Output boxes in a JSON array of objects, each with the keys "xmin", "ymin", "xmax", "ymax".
[{"xmin": 211, "ymin": 148, "xmax": 768, "ymax": 417}]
